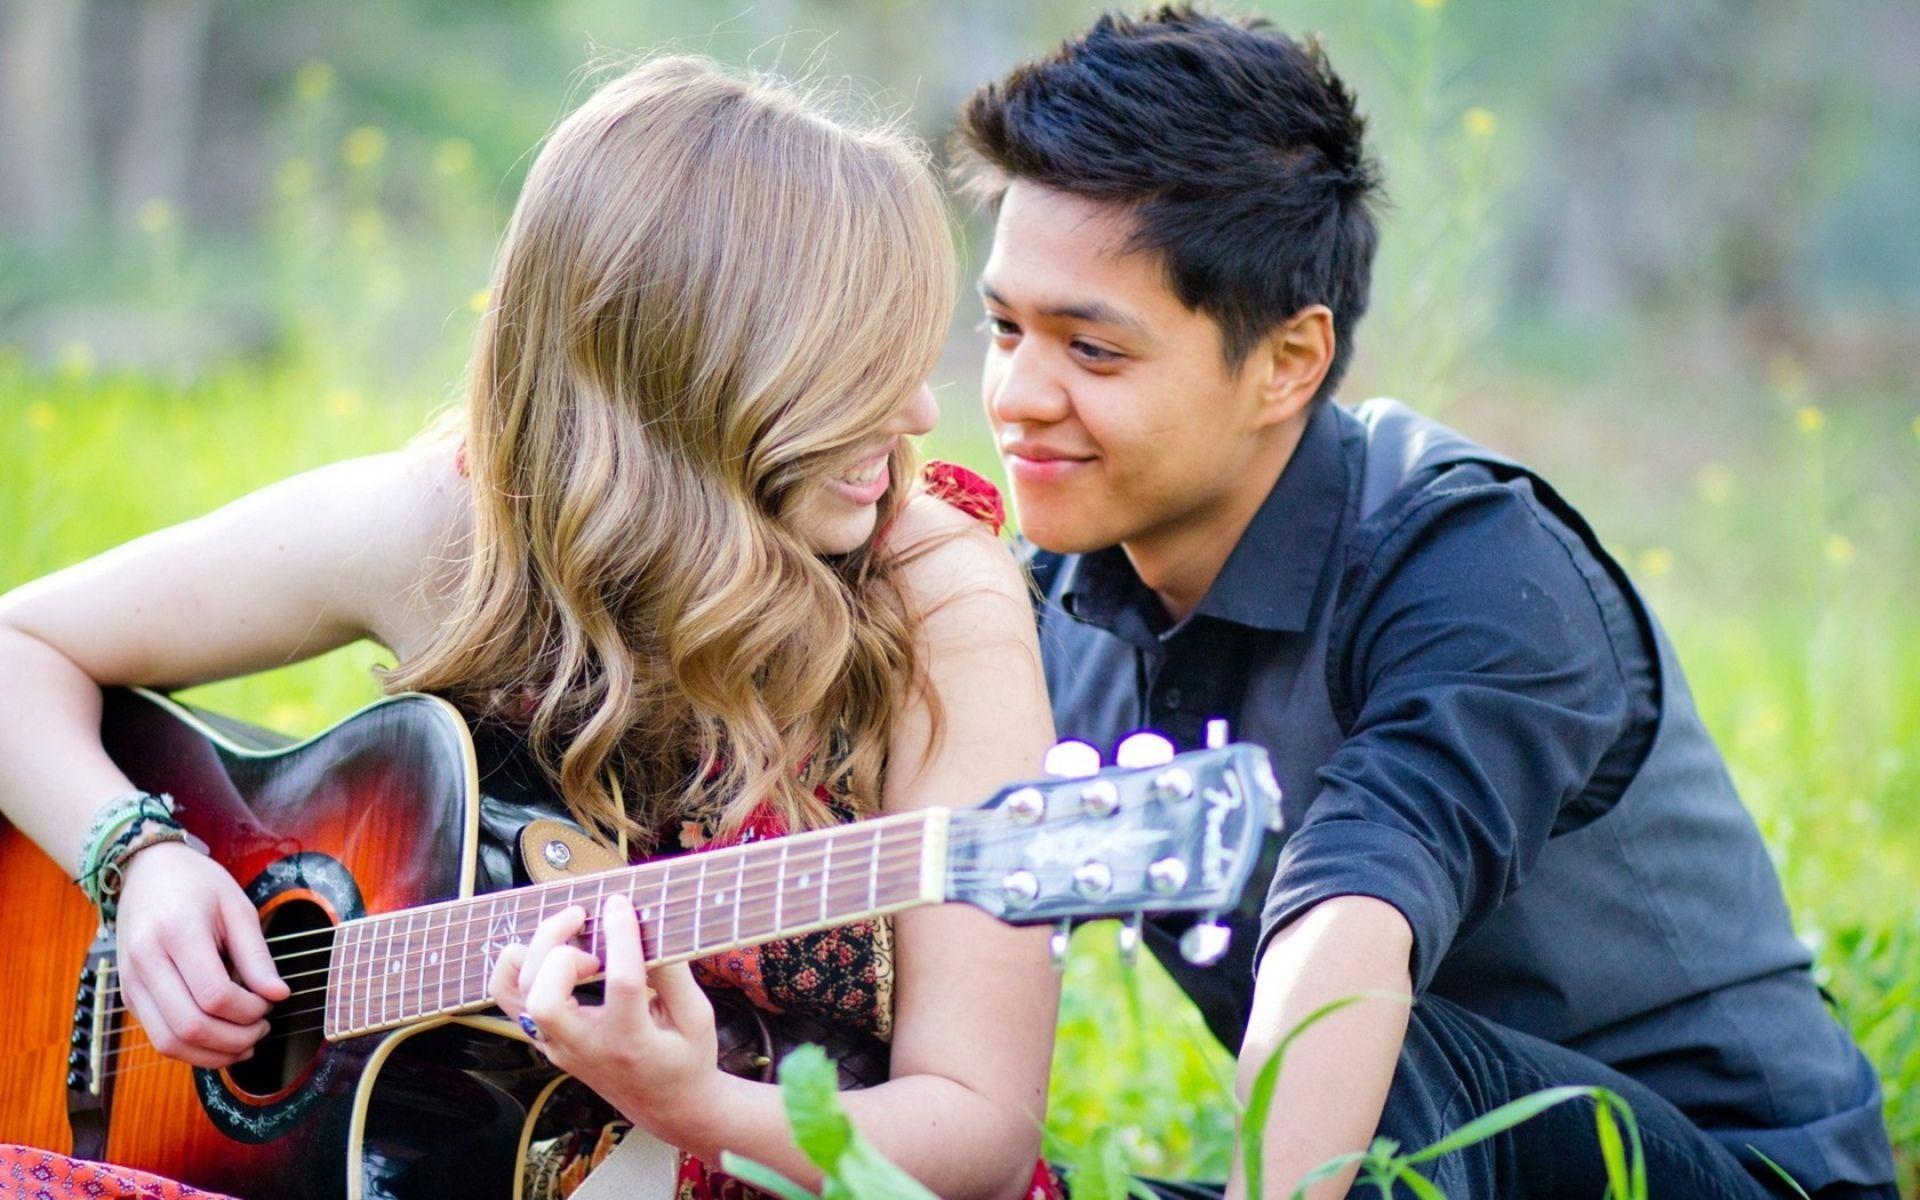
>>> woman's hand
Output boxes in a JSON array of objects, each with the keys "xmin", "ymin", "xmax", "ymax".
[
  {"xmin": 114, "ymin": 841, "xmax": 290, "ymax": 1067},
  {"xmin": 489, "ymin": 892, "xmax": 723, "ymax": 1142}
]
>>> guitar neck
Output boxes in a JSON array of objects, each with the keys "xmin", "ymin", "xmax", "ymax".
[{"xmin": 323, "ymin": 808, "xmax": 948, "ymax": 1039}]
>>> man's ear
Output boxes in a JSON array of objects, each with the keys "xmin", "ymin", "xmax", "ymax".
[{"xmin": 1250, "ymin": 305, "xmax": 1335, "ymax": 429}]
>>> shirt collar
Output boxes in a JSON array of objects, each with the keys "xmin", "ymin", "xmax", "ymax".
[{"xmin": 1057, "ymin": 398, "xmax": 1351, "ymax": 640}]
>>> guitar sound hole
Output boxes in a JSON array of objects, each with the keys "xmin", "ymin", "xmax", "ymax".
[{"xmin": 228, "ymin": 897, "xmax": 335, "ymax": 1099}]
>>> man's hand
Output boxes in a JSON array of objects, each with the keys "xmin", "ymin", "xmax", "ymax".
[{"xmin": 1227, "ymin": 895, "xmax": 1415, "ymax": 1200}]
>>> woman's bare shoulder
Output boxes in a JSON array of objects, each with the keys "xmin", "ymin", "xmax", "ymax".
[
  {"xmin": 885, "ymin": 492, "xmax": 1028, "ymax": 624},
  {"xmin": 348, "ymin": 437, "xmax": 474, "ymax": 657}
]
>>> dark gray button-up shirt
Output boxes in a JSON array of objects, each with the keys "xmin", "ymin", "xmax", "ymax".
[{"xmin": 1031, "ymin": 399, "xmax": 1892, "ymax": 1191}]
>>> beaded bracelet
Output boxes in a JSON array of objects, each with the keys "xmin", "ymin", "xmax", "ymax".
[
  {"xmin": 75, "ymin": 790, "xmax": 154, "ymax": 877},
  {"xmin": 74, "ymin": 791, "xmax": 178, "ymax": 908}
]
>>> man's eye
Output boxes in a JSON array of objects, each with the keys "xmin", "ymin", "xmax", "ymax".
[
  {"xmin": 1072, "ymin": 340, "xmax": 1122, "ymax": 364},
  {"xmin": 979, "ymin": 316, "xmax": 1019, "ymax": 338}
]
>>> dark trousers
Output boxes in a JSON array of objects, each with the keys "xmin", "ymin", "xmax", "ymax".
[{"xmin": 1124, "ymin": 996, "xmax": 1897, "ymax": 1200}]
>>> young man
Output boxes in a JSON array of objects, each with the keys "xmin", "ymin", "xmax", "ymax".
[{"xmin": 955, "ymin": 9, "xmax": 1896, "ymax": 1199}]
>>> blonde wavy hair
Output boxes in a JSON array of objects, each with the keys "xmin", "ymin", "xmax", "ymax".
[{"xmin": 383, "ymin": 55, "xmax": 956, "ymax": 849}]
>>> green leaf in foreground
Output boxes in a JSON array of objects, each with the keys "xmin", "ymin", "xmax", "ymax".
[
  {"xmin": 718, "ymin": 1153, "xmax": 821, "ymax": 1200},
  {"xmin": 1749, "ymin": 1146, "xmax": 1813, "ymax": 1199},
  {"xmin": 737, "ymin": 1042, "xmax": 939, "ymax": 1200},
  {"xmin": 1242, "ymin": 992, "xmax": 1410, "ymax": 1200},
  {"xmin": 1401, "ymin": 1085, "xmax": 1594, "ymax": 1164},
  {"xmin": 781, "ymin": 1043, "xmax": 857, "ymax": 1171}
]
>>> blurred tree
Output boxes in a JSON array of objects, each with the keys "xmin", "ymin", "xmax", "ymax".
[
  {"xmin": 111, "ymin": 0, "xmax": 216, "ymax": 241},
  {"xmin": 0, "ymin": 0, "xmax": 95, "ymax": 240}
]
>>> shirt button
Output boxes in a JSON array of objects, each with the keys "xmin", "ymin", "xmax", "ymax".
[{"xmin": 1163, "ymin": 687, "xmax": 1183, "ymax": 710}]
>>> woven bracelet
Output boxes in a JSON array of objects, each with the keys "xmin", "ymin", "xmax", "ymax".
[{"xmin": 75, "ymin": 792, "xmax": 177, "ymax": 907}]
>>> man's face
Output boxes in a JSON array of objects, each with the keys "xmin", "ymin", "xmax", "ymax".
[{"xmin": 980, "ymin": 182, "xmax": 1274, "ymax": 558}]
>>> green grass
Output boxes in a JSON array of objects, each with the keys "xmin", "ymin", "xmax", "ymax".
[{"xmin": 4, "ymin": 357, "xmax": 1916, "ymax": 1195}]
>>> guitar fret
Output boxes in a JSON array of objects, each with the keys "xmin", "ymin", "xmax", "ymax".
[
  {"xmin": 343, "ymin": 920, "xmax": 355, "ymax": 1032},
  {"xmin": 656, "ymin": 858, "xmax": 677, "ymax": 958},
  {"xmin": 774, "ymin": 842, "xmax": 788, "ymax": 935},
  {"xmin": 484, "ymin": 894, "xmax": 504, "ymax": 1009},
  {"xmin": 406, "ymin": 911, "xmax": 421, "ymax": 1020},
  {"xmin": 819, "ymin": 836, "xmax": 832, "ymax": 924},
  {"xmin": 592, "ymin": 875, "xmax": 608, "ymax": 962},
  {"xmin": 729, "ymin": 851, "xmax": 744, "ymax": 946},
  {"xmin": 379, "ymin": 915, "xmax": 395, "ymax": 1028},
  {"xmin": 459, "ymin": 899, "xmax": 476, "ymax": 1009},
  {"xmin": 694, "ymin": 854, "xmax": 710, "ymax": 953},
  {"xmin": 436, "ymin": 906, "xmax": 451, "ymax": 1013}
]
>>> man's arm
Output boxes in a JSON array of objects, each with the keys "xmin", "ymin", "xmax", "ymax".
[{"xmin": 1226, "ymin": 896, "xmax": 1414, "ymax": 1200}]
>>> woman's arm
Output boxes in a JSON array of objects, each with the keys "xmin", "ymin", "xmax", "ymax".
[
  {"xmin": 0, "ymin": 443, "xmax": 467, "ymax": 1064},
  {"xmin": 501, "ymin": 497, "xmax": 1060, "ymax": 1200}
]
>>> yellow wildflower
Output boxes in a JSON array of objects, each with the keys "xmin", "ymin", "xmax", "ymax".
[
  {"xmin": 326, "ymin": 389, "xmax": 363, "ymax": 418},
  {"xmin": 294, "ymin": 61, "xmax": 334, "ymax": 102},
  {"xmin": 276, "ymin": 159, "xmax": 314, "ymax": 197},
  {"xmin": 1637, "ymin": 547, "xmax": 1675, "ymax": 579},
  {"xmin": 347, "ymin": 207, "xmax": 384, "ymax": 248},
  {"xmin": 1462, "ymin": 108, "xmax": 1497, "ymax": 138},
  {"xmin": 58, "ymin": 341, "xmax": 94, "ymax": 380},
  {"xmin": 342, "ymin": 125, "xmax": 388, "ymax": 169},
  {"xmin": 434, "ymin": 138, "xmax": 475, "ymax": 177},
  {"xmin": 267, "ymin": 702, "xmax": 309, "ymax": 732},
  {"xmin": 1795, "ymin": 405, "xmax": 1824, "ymax": 434},
  {"xmin": 1824, "ymin": 533, "xmax": 1855, "ymax": 566},
  {"xmin": 137, "ymin": 198, "xmax": 174, "ymax": 236},
  {"xmin": 1695, "ymin": 462, "xmax": 1734, "ymax": 506},
  {"xmin": 26, "ymin": 402, "xmax": 55, "ymax": 429},
  {"xmin": 1911, "ymin": 415, "xmax": 1919, "ymax": 442},
  {"xmin": 468, "ymin": 289, "xmax": 490, "ymax": 314},
  {"xmin": 1413, "ymin": 0, "xmax": 1443, "ymax": 8}
]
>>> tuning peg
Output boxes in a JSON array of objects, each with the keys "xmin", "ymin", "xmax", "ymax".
[
  {"xmin": 1117, "ymin": 912, "xmax": 1144, "ymax": 965},
  {"xmin": 1179, "ymin": 916, "xmax": 1232, "ymax": 966},
  {"xmin": 1114, "ymin": 730, "xmax": 1176, "ymax": 769},
  {"xmin": 1043, "ymin": 738, "xmax": 1102, "ymax": 779},
  {"xmin": 1205, "ymin": 718, "xmax": 1230, "ymax": 749},
  {"xmin": 1049, "ymin": 919, "xmax": 1072, "ymax": 971},
  {"xmin": 1003, "ymin": 786, "xmax": 1045, "ymax": 825}
]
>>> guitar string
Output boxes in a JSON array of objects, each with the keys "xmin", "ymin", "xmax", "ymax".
[
  {"xmin": 87, "ymin": 850, "xmax": 950, "ymax": 1041},
  {"xmin": 85, "ymin": 824, "xmax": 942, "ymax": 1019},
  {"xmin": 86, "ymin": 847, "xmax": 1094, "ymax": 1033},
  {"xmin": 90, "ymin": 894, "xmax": 1185, "ymax": 1085},
  {"xmin": 85, "ymin": 858, "xmax": 959, "ymax": 1083},
  {"xmin": 170, "ymin": 824, "xmax": 928, "ymax": 954},
  {"xmin": 110, "ymin": 796, "xmax": 1138, "ymax": 955},
  {"xmin": 87, "ymin": 836, "xmax": 1183, "ymax": 1086},
  {"xmin": 85, "ymin": 810, "xmax": 1123, "ymax": 1020},
  {"xmin": 87, "ymin": 835, "xmax": 1170, "ymax": 1032},
  {"xmin": 86, "ymin": 809, "xmax": 1202, "ymax": 1069}
]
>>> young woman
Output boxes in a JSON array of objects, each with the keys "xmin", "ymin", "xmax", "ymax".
[{"xmin": 0, "ymin": 55, "xmax": 1059, "ymax": 1200}]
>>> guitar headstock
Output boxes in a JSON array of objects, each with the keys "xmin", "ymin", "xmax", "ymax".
[{"xmin": 944, "ymin": 734, "xmax": 1282, "ymax": 939}]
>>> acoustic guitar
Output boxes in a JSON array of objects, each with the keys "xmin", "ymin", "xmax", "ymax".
[{"xmin": 0, "ymin": 686, "xmax": 1278, "ymax": 1199}]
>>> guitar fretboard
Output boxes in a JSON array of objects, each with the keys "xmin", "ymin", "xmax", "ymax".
[{"xmin": 323, "ymin": 809, "xmax": 944, "ymax": 1039}]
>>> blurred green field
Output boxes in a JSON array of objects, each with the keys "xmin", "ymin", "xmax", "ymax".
[{"xmin": 4, "ymin": 353, "xmax": 1916, "ymax": 1190}]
